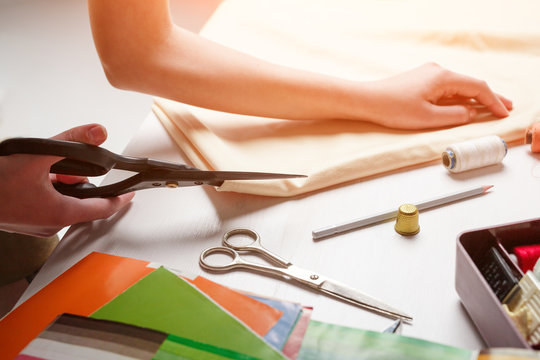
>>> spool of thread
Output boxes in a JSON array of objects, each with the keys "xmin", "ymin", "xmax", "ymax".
[
  {"xmin": 525, "ymin": 123, "xmax": 540, "ymax": 153},
  {"xmin": 514, "ymin": 244, "xmax": 540, "ymax": 274},
  {"xmin": 442, "ymin": 135, "xmax": 507, "ymax": 173}
]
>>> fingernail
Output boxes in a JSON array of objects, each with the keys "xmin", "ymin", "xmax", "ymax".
[{"xmin": 88, "ymin": 125, "xmax": 107, "ymax": 143}]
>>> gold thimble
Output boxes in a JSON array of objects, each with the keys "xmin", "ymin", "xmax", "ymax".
[{"xmin": 394, "ymin": 204, "xmax": 420, "ymax": 236}]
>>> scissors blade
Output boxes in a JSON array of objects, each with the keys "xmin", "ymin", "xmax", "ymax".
[
  {"xmin": 319, "ymin": 279, "xmax": 413, "ymax": 322},
  {"xmin": 205, "ymin": 170, "xmax": 306, "ymax": 182}
]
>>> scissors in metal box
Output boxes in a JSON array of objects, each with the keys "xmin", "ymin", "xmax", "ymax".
[
  {"xmin": 200, "ymin": 228, "xmax": 413, "ymax": 321},
  {"xmin": 0, "ymin": 138, "xmax": 306, "ymax": 198}
]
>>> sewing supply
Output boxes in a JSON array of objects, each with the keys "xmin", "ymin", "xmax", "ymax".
[
  {"xmin": 0, "ymin": 138, "xmax": 305, "ymax": 198},
  {"xmin": 513, "ymin": 244, "xmax": 540, "ymax": 274},
  {"xmin": 479, "ymin": 247, "xmax": 521, "ymax": 303},
  {"xmin": 503, "ymin": 271, "xmax": 540, "ymax": 346},
  {"xmin": 312, "ymin": 185, "xmax": 492, "ymax": 240},
  {"xmin": 442, "ymin": 135, "xmax": 507, "ymax": 173},
  {"xmin": 394, "ymin": 204, "xmax": 419, "ymax": 236},
  {"xmin": 526, "ymin": 123, "xmax": 540, "ymax": 153},
  {"xmin": 200, "ymin": 229, "xmax": 412, "ymax": 321}
]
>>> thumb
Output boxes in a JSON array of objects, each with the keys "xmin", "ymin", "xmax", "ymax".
[
  {"xmin": 34, "ymin": 124, "xmax": 109, "ymax": 169},
  {"xmin": 429, "ymin": 104, "xmax": 476, "ymax": 127},
  {"xmin": 51, "ymin": 123, "xmax": 108, "ymax": 146}
]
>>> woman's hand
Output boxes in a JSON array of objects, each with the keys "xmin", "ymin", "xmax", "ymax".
[
  {"xmin": 0, "ymin": 124, "xmax": 134, "ymax": 237},
  {"xmin": 360, "ymin": 63, "xmax": 513, "ymax": 129}
]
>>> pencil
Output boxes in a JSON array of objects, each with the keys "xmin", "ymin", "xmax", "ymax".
[{"xmin": 312, "ymin": 185, "xmax": 493, "ymax": 240}]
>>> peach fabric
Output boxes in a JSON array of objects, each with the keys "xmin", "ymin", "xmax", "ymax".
[{"xmin": 154, "ymin": 0, "xmax": 540, "ymax": 197}]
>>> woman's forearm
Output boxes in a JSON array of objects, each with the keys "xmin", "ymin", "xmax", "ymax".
[{"xmin": 88, "ymin": 0, "xmax": 511, "ymax": 129}]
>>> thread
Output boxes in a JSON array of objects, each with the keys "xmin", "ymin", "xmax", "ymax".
[
  {"xmin": 525, "ymin": 123, "xmax": 540, "ymax": 153},
  {"xmin": 442, "ymin": 135, "xmax": 507, "ymax": 173},
  {"xmin": 514, "ymin": 244, "xmax": 540, "ymax": 274}
]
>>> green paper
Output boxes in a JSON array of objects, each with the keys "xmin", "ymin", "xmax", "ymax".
[
  {"xmin": 90, "ymin": 267, "xmax": 285, "ymax": 360},
  {"xmin": 297, "ymin": 321, "xmax": 474, "ymax": 360},
  {"xmin": 155, "ymin": 334, "xmax": 260, "ymax": 360}
]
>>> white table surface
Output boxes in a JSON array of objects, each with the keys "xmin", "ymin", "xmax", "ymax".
[{"xmin": 17, "ymin": 112, "xmax": 540, "ymax": 351}]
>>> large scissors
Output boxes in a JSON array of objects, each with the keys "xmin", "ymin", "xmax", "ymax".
[
  {"xmin": 200, "ymin": 229, "xmax": 413, "ymax": 321},
  {"xmin": 0, "ymin": 138, "xmax": 305, "ymax": 198}
]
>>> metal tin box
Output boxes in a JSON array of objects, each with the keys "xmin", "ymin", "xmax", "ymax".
[{"xmin": 455, "ymin": 218, "xmax": 540, "ymax": 348}]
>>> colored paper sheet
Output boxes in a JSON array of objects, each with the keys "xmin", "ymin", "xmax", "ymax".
[
  {"xmin": 16, "ymin": 313, "xmax": 166, "ymax": 360},
  {"xmin": 249, "ymin": 295, "xmax": 302, "ymax": 350},
  {"xmin": 282, "ymin": 307, "xmax": 313, "ymax": 360},
  {"xmin": 0, "ymin": 252, "xmax": 155, "ymax": 360},
  {"xmin": 0, "ymin": 252, "xmax": 282, "ymax": 359},
  {"xmin": 187, "ymin": 276, "xmax": 282, "ymax": 336},
  {"xmin": 296, "ymin": 321, "xmax": 474, "ymax": 360},
  {"xmin": 91, "ymin": 267, "xmax": 286, "ymax": 360},
  {"xmin": 17, "ymin": 313, "xmax": 266, "ymax": 360}
]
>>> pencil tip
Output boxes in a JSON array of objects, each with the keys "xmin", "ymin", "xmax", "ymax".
[{"xmin": 483, "ymin": 185, "xmax": 494, "ymax": 192}]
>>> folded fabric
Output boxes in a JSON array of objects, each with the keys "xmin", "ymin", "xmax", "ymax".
[{"xmin": 154, "ymin": 0, "xmax": 540, "ymax": 196}]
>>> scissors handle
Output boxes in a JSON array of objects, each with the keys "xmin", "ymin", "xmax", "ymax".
[
  {"xmin": 0, "ymin": 138, "xmax": 192, "ymax": 176},
  {"xmin": 199, "ymin": 246, "xmax": 291, "ymax": 278},
  {"xmin": 0, "ymin": 138, "xmax": 116, "ymax": 176},
  {"xmin": 222, "ymin": 229, "xmax": 291, "ymax": 267}
]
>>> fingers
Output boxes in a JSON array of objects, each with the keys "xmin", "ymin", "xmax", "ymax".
[
  {"xmin": 444, "ymin": 72, "xmax": 510, "ymax": 118},
  {"xmin": 51, "ymin": 123, "xmax": 108, "ymax": 146},
  {"xmin": 70, "ymin": 192, "xmax": 135, "ymax": 224},
  {"xmin": 50, "ymin": 174, "xmax": 89, "ymax": 185},
  {"xmin": 34, "ymin": 124, "xmax": 109, "ymax": 170},
  {"xmin": 495, "ymin": 92, "xmax": 513, "ymax": 111},
  {"xmin": 428, "ymin": 104, "xmax": 477, "ymax": 128}
]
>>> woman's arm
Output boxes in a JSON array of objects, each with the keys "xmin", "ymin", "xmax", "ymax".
[{"xmin": 88, "ymin": 0, "xmax": 512, "ymax": 129}]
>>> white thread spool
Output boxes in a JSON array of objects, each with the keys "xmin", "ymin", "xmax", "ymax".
[{"xmin": 442, "ymin": 135, "xmax": 507, "ymax": 173}]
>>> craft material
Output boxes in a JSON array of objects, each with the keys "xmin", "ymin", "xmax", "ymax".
[
  {"xmin": 249, "ymin": 295, "xmax": 303, "ymax": 350},
  {"xmin": 442, "ymin": 135, "xmax": 507, "ymax": 173},
  {"xmin": 296, "ymin": 320, "xmax": 472, "ymax": 360},
  {"xmin": 16, "ymin": 313, "xmax": 167, "ymax": 360},
  {"xmin": 200, "ymin": 228, "xmax": 412, "ymax": 321},
  {"xmin": 282, "ymin": 307, "xmax": 313, "ymax": 360},
  {"xmin": 503, "ymin": 271, "xmax": 540, "ymax": 346},
  {"xmin": 514, "ymin": 244, "xmax": 540, "ymax": 274},
  {"xmin": 0, "ymin": 137, "xmax": 305, "ymax": 198},
  {"xmin": 17, "ymin": 313, "xmax": 278, "ymax": 360},
  {"xmin": 394, "ymin": 204, "xmax": 420, "ymax": 236},
  {"xmin": 526, "ymin": 123, "xmax": 540, "ymax": 153},
  {"xmin": 479, "ymin": 247, "xmax": 521, "ymax": 303},
  {"xmin": 312, "ymin": 185, "xmax": 492, "ymax": 240},
  {"xmin": 0, "ymin": 252, "xmax": 282, "ymax": 359},
  {"xmin": 91, "ymin": 267, "xmax": 286, "ymax": 360},
  {"xmin": 382, "ymin": 318, "xmax": 403, "ymax": 334}
]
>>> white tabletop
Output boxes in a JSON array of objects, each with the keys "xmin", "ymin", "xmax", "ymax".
[{"xmin": 18, "ymin": 112, "xmax": 540, "ymax": 350}]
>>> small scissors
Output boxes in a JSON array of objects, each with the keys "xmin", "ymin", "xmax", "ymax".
[
  {"xmin": 200, "ymin": 229, "xmax": 413, "ymax": 321},
  {"xmin": 0, "ymin": 138, "xmax": 305, "ymax": 198}
]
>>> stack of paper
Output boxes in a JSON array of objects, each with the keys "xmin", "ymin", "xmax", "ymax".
[{"xmin": 0, "ymin": 252, "xmax": 309, "ymax": 359}]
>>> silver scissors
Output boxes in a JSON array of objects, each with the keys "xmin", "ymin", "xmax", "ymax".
[{"xmin": 199, "ymin": 229, "xmax": 412, "ymax": 322}]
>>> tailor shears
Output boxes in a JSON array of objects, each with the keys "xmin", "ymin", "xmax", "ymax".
[
  {"xmin": 200, "ymin": 229, "xmax": 413, "ymax": 321},
  {"xmin": 0, "ymin": 138, "xmax": 305, "ymax": 198}
]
